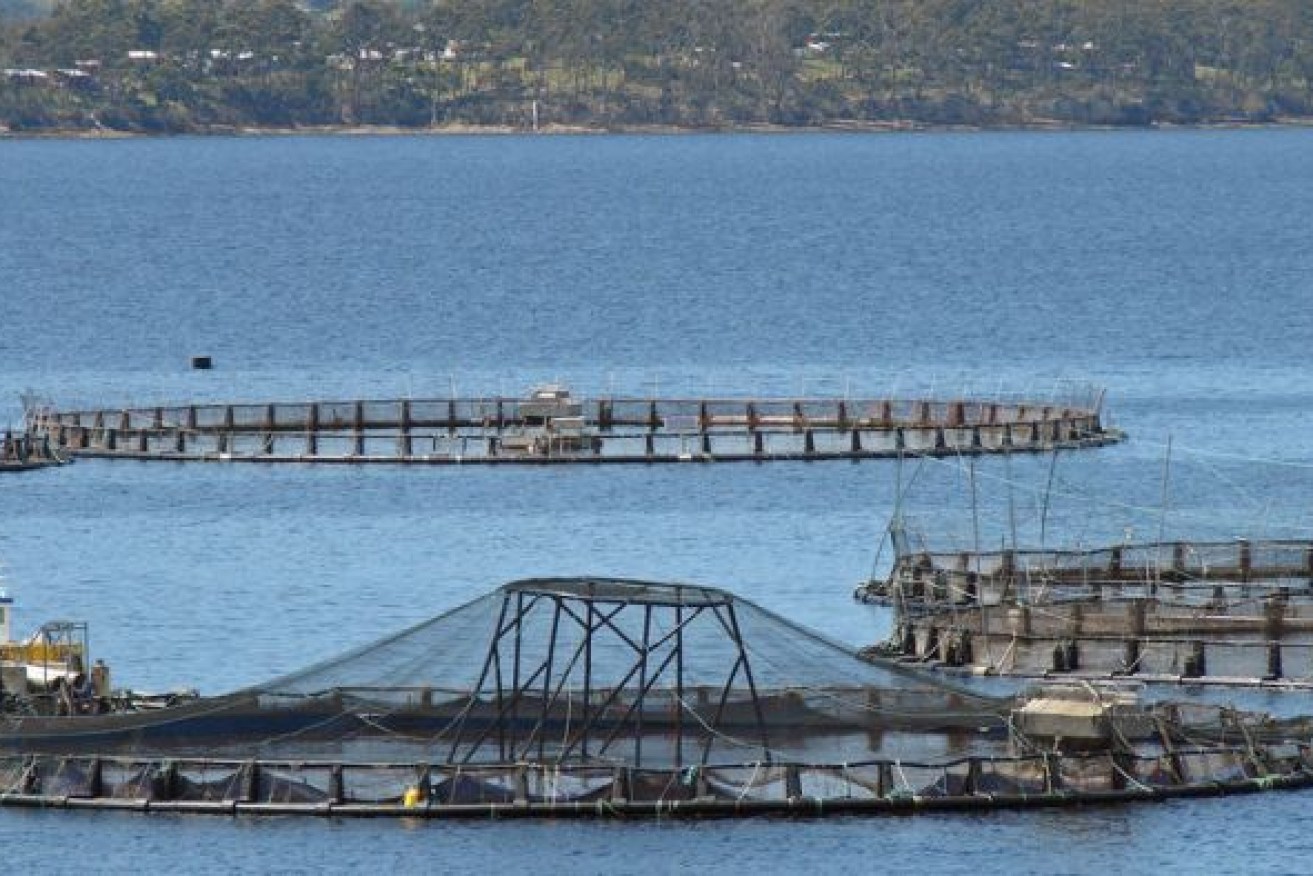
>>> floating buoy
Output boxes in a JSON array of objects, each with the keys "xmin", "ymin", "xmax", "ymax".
[{"xmin": 191, "ymin": 356, "xmax": 212, "ymax": 370}]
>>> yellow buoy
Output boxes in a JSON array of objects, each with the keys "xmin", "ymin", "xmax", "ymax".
[{"xmin": 402, "ymin": 786, "xmax": 424, "ymax": 808}]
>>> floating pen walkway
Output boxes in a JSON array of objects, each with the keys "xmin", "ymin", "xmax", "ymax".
[
  {"xmin": 32, "ymin": 388, "xmax": 1121, "ymax": 465},
  {"xmin": 3, "ymin": 748, "xmax": 1310, "ymax": 819}
]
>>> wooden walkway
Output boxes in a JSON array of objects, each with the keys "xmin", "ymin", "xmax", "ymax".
[{"xmin": 33, "ymin": 392, "xmax": 1121, "ymax": 465}]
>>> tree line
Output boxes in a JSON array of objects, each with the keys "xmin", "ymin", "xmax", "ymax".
[{"xmin": 3, "ymin": 0, "xmax": 1313, "ymax": 133}]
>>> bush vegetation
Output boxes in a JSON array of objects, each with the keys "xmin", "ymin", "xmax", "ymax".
[{"xmin": 3, "ymin": 0, "xmax": 1312, "ymax": 133}]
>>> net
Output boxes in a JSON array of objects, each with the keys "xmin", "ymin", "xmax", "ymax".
[
  {"xmin": 7, "ymin": 579, "xmax": 1313, "ymax": 816},
  {"xmin": 1, "ymin": 577, "xmax": 1008, "ymax": 766}
]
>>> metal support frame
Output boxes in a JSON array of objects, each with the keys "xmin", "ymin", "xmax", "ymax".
[{"xmin": 446, "ymin": 581, "xmax": 773, "ymax": 769}]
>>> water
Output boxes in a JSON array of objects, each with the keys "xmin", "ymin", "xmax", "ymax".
[{"xmin": 3, "ymin": 128, "xmax": 1313, "ymax": 872}]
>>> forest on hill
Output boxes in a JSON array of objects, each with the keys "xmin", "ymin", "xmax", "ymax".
[{"xmin": 3, "ymin": 0, "xmax": 1313, "ymax": 134}]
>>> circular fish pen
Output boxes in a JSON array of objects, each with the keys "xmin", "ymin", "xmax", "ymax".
[
  {"xmin": 3, "ymin": 578, "xmax": 1312, "ymax": 818},
  {"xmin": 29, "ymin": 386, "xmax": 1121, "ymax": 465},
  {"xmin": 860, "ymin": 538, "xmax": 1313, "ymax": 688}
]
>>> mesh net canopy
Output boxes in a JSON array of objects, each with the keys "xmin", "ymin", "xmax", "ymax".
[{"xmin": 3, "ymin": 578, "xmax": 1010, "ymax": 767}]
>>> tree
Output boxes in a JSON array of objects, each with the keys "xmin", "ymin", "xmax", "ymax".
[{"xmin": 43, "ymin": 0, "xmax": 137, "ymax": 63}]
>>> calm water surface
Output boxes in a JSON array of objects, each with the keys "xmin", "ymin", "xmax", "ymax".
[{"xmin": 2, "ymin": 129, "xmax": 1313, "ymax": 872}]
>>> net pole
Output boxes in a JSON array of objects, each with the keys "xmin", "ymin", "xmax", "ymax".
[
  {"xmin": 636, "ymin": 605, "xmax": 652, "ymax": 768},
  {"xmin": 446, "ymin": 591, "xmax": 513, "ymax": 764},
  {"xmin": 537, "ymin": 598, "xmax": 564, "ymax": 763},
  {"xmin": 675, "ymin": 598, "xmax": 685, "ymax": 769},
  {"xmin": 505, "ymin": 589, "xmax": 527, "ymax": 761},
  {"xmin": 582, "ymin": 598, "xmax": 594, "ymax": 761}
]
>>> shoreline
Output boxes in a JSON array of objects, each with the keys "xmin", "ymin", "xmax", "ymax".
[{"xmin": 4, "ymin": 116, "xmax": 1313, "ymax": 140}]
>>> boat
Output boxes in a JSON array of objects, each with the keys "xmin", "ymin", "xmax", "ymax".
[
  {"xmin": 499, "ymin": 385, "xmax": 603, "ymax": 456},
  {"xmin": 0, "ymin": 428, "xmax": 68, "ymax": 472},
  {"xmin": 517, "ymin": 384, "xmax": 583, "ymax": 422},
  {"xmin": 0, "ymin": 581, "xmax": 107, "ymax": 715},
  {"xmin": 0, "ymin": 580, "xmax": 189, "ymax": 718}
]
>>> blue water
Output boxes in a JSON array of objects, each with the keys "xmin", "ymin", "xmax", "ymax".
[{"xmin": 3, "ymin": 129, "xmax": 1313, "ymax": 872}]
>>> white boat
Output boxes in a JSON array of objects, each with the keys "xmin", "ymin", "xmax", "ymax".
[
  {"xmin": 0, "ymin": 583, "xmax": 108, "ymax": 714},
  {"xmin": 500, "ymin": 386, "xmax": 602, "ymax": 456},
  {"xmin": 518, "ymin": 384, "xmax": 584, "ymax": 422}
]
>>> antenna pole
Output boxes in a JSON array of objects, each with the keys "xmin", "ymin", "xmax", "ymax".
[
  {"xmin": 1156, "ymin": 435, "xmax": 1173, "ymax": 585},
  {"xmin": 969, "ymin": 455, "xmax": 993, "ymax": 668}
]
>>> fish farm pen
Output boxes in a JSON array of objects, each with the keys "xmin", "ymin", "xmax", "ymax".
[
  {"xmin": 4, "ymin": 577, "xmax": 1313, "ymax": 819},
  {"xmin": 29, "ymin": 386, "xmax": 1120, "ymax": 465},
  {"xmin": 4, "ymin": 745, "xmax": 1312, "ymax": 817},
  {"xmin": 858, "ymin": 539, "xmax": 1313, "ymax": 688}
]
